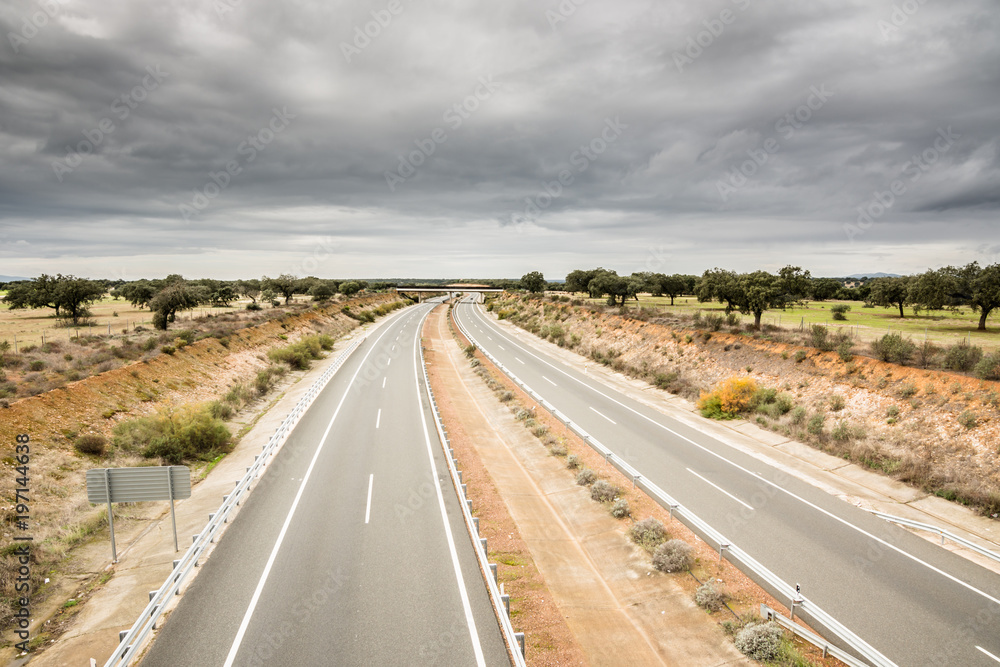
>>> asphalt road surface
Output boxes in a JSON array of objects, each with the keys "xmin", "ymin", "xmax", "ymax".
[
  {"xmin": 141, "ymin": 302, "xmax": 509, "ymax": 667},
  {"xmin": 455, "ymin": 297, "xmax": 1000, "ymax": 667}
]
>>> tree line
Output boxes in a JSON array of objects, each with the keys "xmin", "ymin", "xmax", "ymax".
[
  {"xmin": 519, "ymin": 262, "xmax": 1000, "ymax": 331},
  {"xmin": 1, "ymin": 274, "xmax": 384, "ymax": 330}
]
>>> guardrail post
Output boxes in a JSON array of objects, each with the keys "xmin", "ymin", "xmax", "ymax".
[
  {"xmin": 480, "ymin": 537, "xmax": 488, "ymax": 552},
  {"xmin": 719, "ymin": 542, "xmax": 729, "ymax": 563},
  {"xmin": 489, "ymin": 563, "xmax": 497, "ymax": 584},
  {"xmin": 473, "ymin": 517, "xmax": 479, "ymax": 534},
  {"xmin": 515, "ymin": 632, "xmax": 525, "ymax": 658}
]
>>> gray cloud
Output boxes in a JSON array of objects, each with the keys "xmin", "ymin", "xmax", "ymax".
[{"xmin": 0, "ymin": 0, "xmax": 998, "ymax": 279}]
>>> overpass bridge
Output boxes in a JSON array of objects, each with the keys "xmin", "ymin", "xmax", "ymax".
[{"xmin": 394, "ymin": 285, "xmax": 504, "ymax": 302}]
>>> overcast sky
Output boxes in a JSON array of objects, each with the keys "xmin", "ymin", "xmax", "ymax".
[{"xmin": 1, "ymin": 0, "xmax": 997, "ymax": 280}]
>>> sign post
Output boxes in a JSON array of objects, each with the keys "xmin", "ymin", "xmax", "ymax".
[{"xmin": 86, "ymin": 466, "xmax": 192, "ymax": 563}]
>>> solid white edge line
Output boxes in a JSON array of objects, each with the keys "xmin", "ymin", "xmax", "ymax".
[
  {"xmin": 222, "ymin": 316, "xmax": 402, "ymax": 667},
  {"xmin": 460, "ymin": 302, "xmax": 1000, "ymax": 610},
  {"xmin": 365, "ymin": 474, "xmax": 374, "ymax": 524},
  {"xmin": 589, "ymin": 406, "xmax": 616, "ymax": 425},
  {"xmin": 688, "ymin": 468, "xmax": 753, "ymax": 511},
  {"xmin": 412, "ymin": 312, "xmax": 487, "ymax": 667},
  {"xmin": 978, "ymin": 646, "xmax": 1000, "ymax": 663}
]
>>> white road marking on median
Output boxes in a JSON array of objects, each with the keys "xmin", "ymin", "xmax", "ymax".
[
  {"xmin": 487, "ymin": 335, "xmax": 493, "ymax": 340},
  {"xmin": 687, "ymin": 469, "xmax": 753, "ymax": 511},
  {"xmin": 543, "ymin": 376, "xmax": 557, "ymax": 386},
  {"xmin": 365, "ymin": 474, "xmax": 374, "ymax": 524},
  {"xmin": 977, "ymin": 646, "xmax": 1000, "ymax": 663},
  {"xmin": 223, "ymin": 321, "xmax": 400, "ymax": 667},
  {"xmin": 382, "ymin": 377, "xmax": 386, "ymax": 389},
  {"xmin": 589, "ymin": 406, "xmax": 616, "ymax": 424},
  {"xmin": 376, "ymin": 408, "xmax": 382, "ymax": 429},
  {"xmin": 497, "ymin": 344, "xmax": 505, "ymax": 350},
  {"xmin": 412, "ymin": 315, "xmax": 487, "ymax": 667},
  {"xmin": 464, "ymin": 303, "xmax": 1000, "ymax": 610}
]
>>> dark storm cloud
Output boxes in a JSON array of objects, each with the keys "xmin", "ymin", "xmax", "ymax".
[{"xmin": 0, "ymin": 0, "xmax": 998, "ymax": 278}]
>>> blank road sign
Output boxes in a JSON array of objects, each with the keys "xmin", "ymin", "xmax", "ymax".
[{"xmin": 86, "ymin": 466, "xmax": 192, "ymax": 504}]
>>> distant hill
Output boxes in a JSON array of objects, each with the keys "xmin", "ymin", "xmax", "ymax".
[
  {"xmin": 844, "ymin": 273, "xmax": 901, "ymax": 279},
  {"xmin": 0, "ymin": 275, "xmax": 31, "ymax": 282}
]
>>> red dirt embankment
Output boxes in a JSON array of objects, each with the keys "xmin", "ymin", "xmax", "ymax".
[{"xmin": 495, "ymin": 297, "xmax": 1000, "ymax": 516}]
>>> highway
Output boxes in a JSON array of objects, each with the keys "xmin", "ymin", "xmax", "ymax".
[
  {"xmin": 141, "ymin": 302, "xmax": 509, "ymax": 667},
  {"xmin": 455, "ymin": 298, "xmax": 1000, "ymax": 667}
]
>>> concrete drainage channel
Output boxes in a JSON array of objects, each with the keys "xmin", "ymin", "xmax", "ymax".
[
  {"xmin": 454, "ymin": 299, "xmax": 895, "ymax": 667},
  {"xmin": 418, "ymin": 308, "xmax": 528, "ymax": 667},
  {"xmin": 104, "ymin": 337, "xmax": 363, "ymax": 666}
]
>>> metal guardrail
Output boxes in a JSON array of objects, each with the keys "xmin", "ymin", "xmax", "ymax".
[
  {"xmin": 453, "ymin": 301, "xmax": 897, "ymax": 667},
  {"xmin": 868, "ymin": 511, "xmax": 1000, "ymax": 564},
  {"xmin": 418, "ymin": 307, "xmax": 527, "ymax": 667},
  {"xmin": 761, "ymin": 604, "xmax": 870, "ymax": 667},
  {"xmin": 105, "ymin": 337, "xmax": 364, "ymax": 667}
]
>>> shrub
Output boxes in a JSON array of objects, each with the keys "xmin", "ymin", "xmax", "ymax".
[
  {"xmin": 652, "ymin": 539, "xmax": 693, "ymax": 572},
  {"xmin": 837, "ymin": 339, "xmax": 854, "ymax": 362},
  {"xmin": 464, "ymin": 344, "xmax": 476, "ymax": 358},
  {"xmin": 810, "ymin": 325, "xmax": 834, "ymax": 351},
  {"xmin": 74, "ymin": 434, "xmax": 107, "ymax": 456},
  {"xmin": 886, "ymin": 405, "xmax": 900, "ymax": 418},
  {"xmin": 29, "ymin": 360, "xmax": 45, "ymax": 371},
  {"xmin": 735, "ymin": 621, "xmax": 783, "ymax": 661},
  {"xmin": 974, "ymin": 352, "xmax": 1000, "ymax": 381},
  {"xmin": 141, "ymin": 337, "xmax": 158, "ymax": 352},
  {"xmin": 610, "ymin": 498, "xmax": 630, "ymax": 518},
  {"xmin": 549, "ymin": 443, "xmax": 567, "ymax": 457},
  {"xmin": 113, "ymin": 406, "xmax": 232, "ymax": 464},
  {"xmin": 871, "ymin": 333, "xmax": 916, "ymax": 364},
  {"xmin": 958, "ymin": 410, "xmax": 978, "ymax": 429},
  {"xmin": 794, "ymin": 350, "xmax": 807, "ymax": 363},
  {"xmin": 575, "ymin": 468, "xmax": 596, "ymax": 486},
  {"xmin": 831, "ymin": 304, "xmax": 851, "ymax": 320},
  {"xmin": 531, "ymin": 424, "xmax": 549, "ymax": 437},
  {"xmin": 160, "ymin": 345, "xmax": 176, "ymax": 355},
  {"xmin": 829, "ymin": 394, "xmax": 845, "ymax": 411},
  {"xmin": 628, "ymin": 517, "xmax": 667, "ymax": 551},
  {"xmin": 790, "ymin": 406, "xmax": 807, "ymax": 425},
  {"xmin": 498, "ymin": 390, "xmax": 514, "ymax": 403},
  {"xmin": 703, "ymin": 314, "xmax": 725, "ymax": 331},
  {"xmin": 246, "ymin": 302, "xmax": 262, "ymax": 311},
  {"xmin": 695, "ymin": 582, "xmax": 726, "ymax": 611},
  {"xmin": 590, "ymin": 480, "xmax": 620, "ymax": 503},
  {"xmin": 697, "ymin": 377, "xmax": 758, "ymax": 418},
  {"xmin": 566, "ymin": 454, "xmax": 581, "ymax": 469},
  {"xmin": 806, "ymin": 413, "xmax": 825, "ymax": 436},
  {"xmin": 208, "ymin": 400, "xmax": 235, "ymax": 420},
  {"xmin": 267, "ymin": 335, "xmax": 330, "ymax": 370},
  {"xmin": 898, "ymin": 382, "xmax": 918, "ymax": 398},
  {"xmin": 831, "ymin": 420, "xmax": 852, "ymax": 441},
  {"xmin": 944, "ymin": 341, "xmax": 983, "ymax": 372}
]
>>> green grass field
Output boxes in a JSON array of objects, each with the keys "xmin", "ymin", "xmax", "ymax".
[{"xmin": 565, "ymin": 294, "xmax": 1000, "ymax": 352}]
